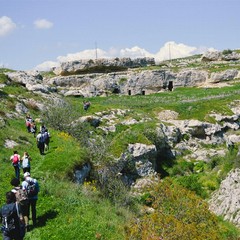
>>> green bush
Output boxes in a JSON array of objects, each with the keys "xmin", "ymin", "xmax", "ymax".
[
  {"xmin": 175, "ymin": 174, "xmax": 208, "ymax": 198},
  {"xmin": 126, "ymin": 178, "xmax": 237, "ymax": 240},
  {"xmin": 222, "ymin": 49, "xmax": 233, "ymax": 55}
]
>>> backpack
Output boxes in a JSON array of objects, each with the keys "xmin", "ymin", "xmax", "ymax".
[
  {"xmin": 1, "ymin": 203, "xmax": 17, "ymax": 233},
  {"xmin": 38, "ymin": 134, "xmax": 45, "ymax": 143},
  {"xmin": 12, "ymin": 155, "xmax": 19, "ymax": 165},
  {"xmin": 22, "ymin": 157, "xmax": 30, "ymax": 168},
  {"xmin": 27, "ymin": 180, "xmax": 38, "ymax": 198},
  {"xmin": 14, "ymin": 187, "xmax": 28, "ymax": 206}
]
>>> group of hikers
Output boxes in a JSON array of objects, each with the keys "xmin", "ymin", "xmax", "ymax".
[
  {"xmin": 0, "ymin": 114, "xmax": 46, "ymax": 239},
  {"xmin": 26, "ymin": 114, "xmax": 50, "ymax": 155},
  {"xmin": 0, "ymin": 162, "xmax": 40, "ymax": 239}
]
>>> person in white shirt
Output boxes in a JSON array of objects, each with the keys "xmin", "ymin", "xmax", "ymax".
[{"xmin": 22, "ymin": 172, "xmax": 39, "ymax": 227}]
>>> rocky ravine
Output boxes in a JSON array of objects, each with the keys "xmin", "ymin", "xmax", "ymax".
[{"xmin": 72, "ymin": 102, "xmax": 240, "ymax": 227}]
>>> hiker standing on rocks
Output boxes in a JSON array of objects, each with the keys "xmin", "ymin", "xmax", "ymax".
[
  {"xmin": 22, "ymin": 172, "xmax": 39, "ymax": 227},
  {"xmin": 10, "ymin": 151, "xmax": 21, "ymax": 180}
]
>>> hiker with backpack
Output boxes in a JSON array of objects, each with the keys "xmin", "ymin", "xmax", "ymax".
[
  {"xmin": 22, "ymin": 172, "xmax": 39, "ymax": 227},
  {"xmin": 11, "ymin": 178, "xmax": 29, "ymax": 232},
  {"xmin": 30, "ymin": 121, "xmax": 37, "ymax": 137},
  {"xmin": 0, "ymin": 191, "xmax": 25, "ymax": 240},
  {"xmin": 10, "ymin": 151, "xmax": 20, "ymax": 180},
  {"xmin": 43, "ymin": 129, "xmax": 50, "ymax": 151},
  {"xmin": 21, "ymin": 152, "xmax": 31, "ymax": 174},
  {"xmin": 25, "ymin": 114, "xmax": 33, "ymax": 133},
  {"xmin": 40, "ymin": 123, "xmax": 46, "ymax": 134},
  {"xmin": 83, "ymin": 100, "xmax": 91, "ymax": 111},
  {"xmin": 36, "ymin": 131, "xmax": 45, "ymax": 155}
]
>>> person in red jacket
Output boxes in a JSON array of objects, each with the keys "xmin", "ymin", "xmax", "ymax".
[{"xmin": 10, "ymin": 151, "xmax": 20, "ymax": 180}]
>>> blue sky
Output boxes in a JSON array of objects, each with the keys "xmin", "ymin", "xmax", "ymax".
[{"xmin": 0, "ymin": 0, "xmax": 239, "ymax": 71}]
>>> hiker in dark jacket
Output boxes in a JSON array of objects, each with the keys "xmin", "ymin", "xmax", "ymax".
[{"xmin": 0, "ymin": 191, "xmax": 24, "ymax": 240}]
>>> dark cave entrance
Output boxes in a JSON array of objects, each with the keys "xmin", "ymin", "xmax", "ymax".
[{"xmin": 168, "ymin": 81, "xmax": 173, "ymax": 91}]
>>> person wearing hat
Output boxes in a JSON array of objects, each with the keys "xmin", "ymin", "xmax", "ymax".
[{"xmin": 22, "ymin": 172, "xmax": 39, "ymax": 227}]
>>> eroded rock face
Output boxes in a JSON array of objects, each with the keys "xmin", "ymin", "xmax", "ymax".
[
  {"xmin": 209, "ymin": 168, "xmax": 240, "ymax": 227},
  {"xmin": 201, "ymin": 51, "xmax": 240, "ymax": 62},
  {"xmin": 5, "ymin": 61, "xmax": 240, "ymax": 97},
  {"xmin": 209, "ymin": 69, "xmax": 239, "ymax": 83},
  {"xmin": 201, "ymin": 51, "xmax": 222, "ymax": 62},
  {"xmin": 6, "ymin": 71, "xmax": 43, "ymax": 85},
  {"xmin": 53, "ymin": 58, "xmax": 156, "ymax": 75},
  {"xmin": 74, "ymin": 163, "xmax": 91, "ymax": 184}
]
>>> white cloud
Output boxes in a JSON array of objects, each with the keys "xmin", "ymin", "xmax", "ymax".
[
  {"xmin": 155, "ymin": 41, "xmax": 197, "ymax": 62},
  {"xmin": 57, "ymin": 49, "xmax": 108, "ymax": 62},
  {"xmin": 34, "ymin": 19, "xmax": 53, "ymax": 29},
  {"xmin": 120, "ymin": 46, "xmax": 154, "ymax": 59},
  {"xmin": 34, "ymin": 42, "xmax": 215, "ymax": 71},
  {"xmin": 34, "ymin": 61, "xmax": 59, "ymax": 71},
  {"xmin": 0, "ymin": 16, "xmax": 16, "ymax": 37}
]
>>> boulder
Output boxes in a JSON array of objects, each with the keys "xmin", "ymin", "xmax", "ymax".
[
  {"xmin": 222, "ymin": 52, "xmax": 240, "ymax": 61},
  {"xmin": 74, "ymin": 163, "xmax": 91, "ymax": 184},
  {"xmin": 6, "ymin": 71, "xmax": 43, "ymax": 85},
  {"xmin": 4, "ymin": 139, "xmax": 19, "ymax": 148},
  {"xmin": 201, "ymin": 51, "xmax": 222, "ymax": 62},
  {"xmin": 209, "ymin": 69, "xmax": 238, "ymax": 83},
  {"xmin": 15, "ymin": 103, "xmax": 28, "ymax": 114},
  {"xmin": 26, "ymin": 83, "xmax": 56, "ymax": 94}
]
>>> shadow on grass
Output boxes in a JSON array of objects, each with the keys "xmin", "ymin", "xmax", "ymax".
[{"xmin": 36, "ymin": 209, "xmax": 59, "ymax": 228}]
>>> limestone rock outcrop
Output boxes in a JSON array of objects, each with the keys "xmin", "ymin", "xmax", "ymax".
[
  {"xmin": 201, "ymin": 51, "xmax": 240, "ymax": 62},
  {"xmin": 53, "ymin": 57, "xmax": 155, "ymax": 76},
  {"xmin": 5, "ymin": 56, "xmax": 240, "ymax": 97},
  {"xmin": 209, "ymin": 168, "xmax": 240, "ymax": 227},
  {"xmin": 209, "ymin": 69, "xmax": 238, "ymax": 83}
]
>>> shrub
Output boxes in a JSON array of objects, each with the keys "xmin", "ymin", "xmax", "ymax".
[
  {"xmin": 175, "ymin": 174, "xmax": 208, "ymax": 198},
  {"xmin": 42, "ymin": 101, "xmax": 79, "ymax": 131},
  {"xmin": 126, "ymin": 178, "xmax": 235, "ymax": 239},
  {"xmin": 222, "ymin": 49, "xmax": 233, "ymax": 55}
]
